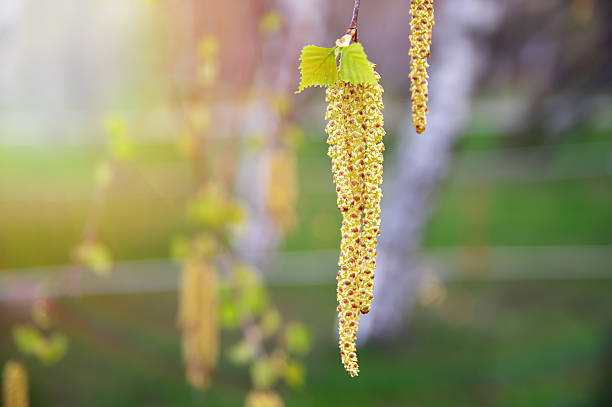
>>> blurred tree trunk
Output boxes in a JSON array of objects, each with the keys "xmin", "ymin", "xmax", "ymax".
[
  {"xmin": 359, "ymin": 0, "xmax": 505, "ymax": 342},
  {"xmin": 235, "ymin": 0, "xmax": 328, "ymax": 268}
]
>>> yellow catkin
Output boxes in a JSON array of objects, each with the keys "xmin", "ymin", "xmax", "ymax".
[
  {"xmin": 2, "ymin": 360, "xmax": 29, "ymax": 407},
  {"xmin": 325, "ymin": 72, "xmax": 385, "ymax": 377},
  {"xmin": 177, "ymin": 260, "xmax": 219, "ymax": 389},
  {"xmin": 358, "ymin": 79, "xmax": 384, "ymax": 316},
  {"xmin": 245, "ymin": 390, "xmax": 285, "ymax": 407},
  {"xmin": 265, "ymin": 148, "xmax": 298, "ymax": 232},
  {"xmin": 409, "ymin": 0, "xmax": 435, "ymax": 133}
]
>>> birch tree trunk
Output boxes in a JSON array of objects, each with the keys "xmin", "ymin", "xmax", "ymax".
[{"xmin": 359, "ymin": 0, "xmax": 506, "ymax": 342}]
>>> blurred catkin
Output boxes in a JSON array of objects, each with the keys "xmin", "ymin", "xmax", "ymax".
[
  {"xmin": 325, "ymin": 72, "xmax": 385, "ymax": 377},
  {"xmin": 177, "ymin": 260, "xmax": 219, "ymax": 389},
  {"xmin": 2, "ymin": 360, "xmax": 28, "ymax": 407},
  {"xmin": 245, "ymin": 390, "xmax": 285, "ymax": 407},
  {"xmin": 409, "ymin": 0, "xmax": 434, "ymax": 133},
  {"xmin": 265, "ymin": 148, "xmax": 298, "ymax": 232}
]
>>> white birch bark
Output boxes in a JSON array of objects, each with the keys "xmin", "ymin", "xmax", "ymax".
[{"xmin": 359, "ymin": 0, "xmax": 506, "ymax": 341}]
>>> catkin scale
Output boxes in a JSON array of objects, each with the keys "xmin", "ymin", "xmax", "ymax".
[
  {"xmin": 409, "ymin": 0, "xmax": 435, "ymax": 133},
  {"xmin": 2, "ymin": 360, "xmax": 29, "ymax": 407},
  {"xmin": 177, "ymin": 260, "xmax": 219, "ymax": 389},
  {"xmin": 326, "ymin": 73, "xmax": 385, "ymax": 377}
]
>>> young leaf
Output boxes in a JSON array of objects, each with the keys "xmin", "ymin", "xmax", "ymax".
[
  {"xmin": 13, "ymin": 325, "xmax": 42, "ymax": 355},
  {"xmin": 339, "ymin": 43, "xmax": 377, "ymax": 85},
  {"xmin": 296, "ymin": 45, "xmax": 338, "ymax": 93},
  {"xmin": 75, "ymin": 241, "xmax": 113, "ymax": 276},
  {"xmin": 250, "ymin": 358, "xmax": 280, "ymax": 389},
  {"xmin": 227, "ymin": 340, "xmax": 256, "ymax": 365}
]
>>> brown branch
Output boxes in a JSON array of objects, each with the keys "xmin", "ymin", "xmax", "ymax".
[{"xmin": 346, "ymin": 0, "xmax": 360, "ymax": 42}]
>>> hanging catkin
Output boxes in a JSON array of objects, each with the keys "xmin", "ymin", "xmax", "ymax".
[
  {"xmin": 265, "ymin": 148, "xmax": 298, "ymax": 232},
  {"xmin": 325, "ymin": 72, "xmax": 385, "ymax": 377},
  {"xmin": 409, "ymin": 0, "xmax": 435, "ymax": 133},
  {"xmin": 245, "ymin": 390, "xmax": 285, "ymax": 407},
  {"xmin": 2, "ymin": 360, "xmax": 29, "ymax": 407},
  {"xmin": 177, "ymin": 260, "xmax": 219, "ymax": 389}
]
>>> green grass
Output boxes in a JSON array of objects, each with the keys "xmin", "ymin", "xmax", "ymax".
[
  {"xmin": 1, "ymin": 280, "xmax": 611, "ymax": 406},
  {"xmin": 1, "ymin": 131, "xmax": 611, "ymax": 268},
  {"xmin": 424, "ymin": 177, "xmax": 612, "ymax": 247}
]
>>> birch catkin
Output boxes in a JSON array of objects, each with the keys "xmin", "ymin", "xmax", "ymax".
[
  {"xmin": 266, "ymin": 148, "xmax": 298, "ymax": 232},
  {"xmin": 409, "ymin": 0, "xmax": 435, "ymax": 133},
  {"xmin": 2, "ymin": 360, "xmax": 28, "ymax": 407},
  {"xmin": 245, "ymin": 390, "xmax": 285, "ymax": 407},
  {"xmin": 326, "ymin": 73, "xmax": 385, "ymax": 377},
  {"xmin": 177, "ymin": 260, "xmax": 219, "ymax": 389}
]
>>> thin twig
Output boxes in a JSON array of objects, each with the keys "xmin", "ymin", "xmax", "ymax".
[{"xmin": 346, "ymin": 0, "xmax": 361, "ymax": 41}]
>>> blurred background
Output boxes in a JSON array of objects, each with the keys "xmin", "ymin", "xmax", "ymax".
[{"xmin": 1, "ymin": 0, "xmax": 611, "ymax": 406}]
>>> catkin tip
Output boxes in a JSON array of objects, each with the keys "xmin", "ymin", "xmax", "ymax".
[
  {"xmin": 177, "ymin": 260, "xmax": 219, "ymax": 389},
  {"xmin": 3, "ymin": 360, "xmax": 29, "ymax": 407}
]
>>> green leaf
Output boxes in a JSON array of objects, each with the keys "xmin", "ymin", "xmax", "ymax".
[
  {"xmin": 296, "ymin": 45, "xmax": 339, "ymax": 93},
  {"xmin": 233, "ymin": 264, "xmax": 267, "ymax": 317},
  {"xmin": 227, "ymin": 340, "xmax": 256, "ymax": 365},
  {"xmin": 260, "ymin": 308, "xmax": 282, "ymax": 338},
  {"xmin": 250, "ymin": 358, "xmax": 280, "ymax": 389},
  {"xmin": 12, "ymin": 325, "xmax": 68, "ymax": 365},
  {"xmin": 37, "ymin": 333, "xmax": 68, "ymax": 366},
  {"xmin": 339, "ymin": 43, "xmax": 377, "ymax": 85},
  {"xmin": 75, "ymin": 241, "xmax": 113, "ymax": 276},
  {"xmin": 13, "ymin": 325, "xmax": 43, "ymax": 356},
  {"xmin": 219, "ymin": 285, "xmax": 240, "ymax": 329},
  {"xmin": 186, "ymin": 185, "xmax": 244, "ymax": 230}
]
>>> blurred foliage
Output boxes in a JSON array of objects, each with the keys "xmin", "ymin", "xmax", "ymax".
[
  {"xmin": 186, "ymin": 184, "xmax": 244, "ymax": 230},
  {"xmin": 260, "ymin": 309, "xmax": 282, "ymax": 339},
  {"xmin": 73, "ymin": 241, "xmax": 113, "ymax": 276},
  {"xmin": 13, "ymin": 326, "xmax": 68, "ymax": 366},
  {"xmin": 284, "ymin": 323, "xmax": 312, "ymax": 356},
  {"xmin": 227, "ymin": 340, "xmax": 256, "ymax": 366},
  {"xmin": 231, "ymin": 264, "xmax": 268, "ymax": 318},
  {"xmin": 220, "ymin": 284, "xmax": 241, "ymax": 329},
  {"xmin": 104, "ymin": 116, "xmax": 134, "ymax": 162},
  {"xmin": 250, "ymin": 358, "xmax": 280, "ymax": 389}
]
